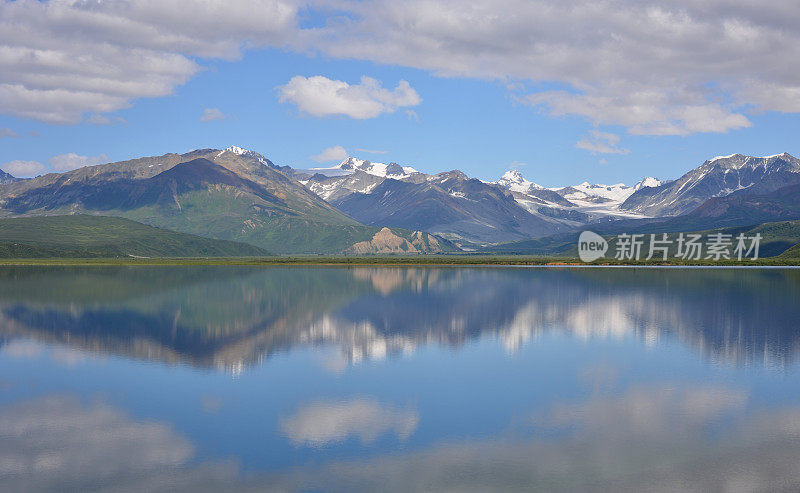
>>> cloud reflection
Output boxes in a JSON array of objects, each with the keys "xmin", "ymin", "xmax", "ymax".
[{"xmin": 280, "ymin": 399, "xmax": 419, "ymax": 447}]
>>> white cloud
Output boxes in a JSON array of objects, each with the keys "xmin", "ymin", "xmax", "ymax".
[
  {"xmin": 2, "ymin": 152, "xmax": 109, "ymax": 177},
  {"xmin": 200, "ymin": 107, "xmax": 226, "ymax": 122},
  {"xmin": 312, "ymin": 145, "xmax": 349, "ymax": 163},
  {"xmin": 4, "ymin": 1, "xmax": 800, "ymax": 134},
  {"xmin": 48, "ymin": 153, "xmax": 109, "ymax": 172},
  {"xmin": 0, "ymin": 127, "xmax": 18, "ymax": 138},
  {"xmin": 278, "ymin": 75, "xmax": 421, "ymax": 119},
  {"xmin": 302, "ymin": 0, "xmax": 800, "ymax": 135},
  {"xmin": 280, "ymin": 398, "xmax": 419, "ymax": 447},
  {"xmin": 575, "ymin": 130, "xmax": 630, "ymax": 154},
  {"xmin": 0, "ymin": 0, "xmax": 298, "ymax": 124},
  {"xmin": 2, "ymin": 160, "xmax": 47, "ymax": 177}
]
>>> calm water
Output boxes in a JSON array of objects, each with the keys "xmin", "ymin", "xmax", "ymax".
[{"xmin": 1, "ymin": 266, "xmax": 800, "ymax": 491}]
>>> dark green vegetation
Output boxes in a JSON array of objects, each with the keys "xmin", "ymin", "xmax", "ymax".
[
  {"xmin": 780, "ymin": 243, "xmax": 800, "ymax": 259},
  {"xmin": 0, "ymin": 215, "xmax": 269, "ymax": 258},
  {"xmin": 488, "ymin": 219, "xmax": 800, "ymax": 259}
]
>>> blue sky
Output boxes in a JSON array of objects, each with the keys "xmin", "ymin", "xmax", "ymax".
[{"xmin": 2, "ymin": 1, "xmax": 800, "ymax": 186}]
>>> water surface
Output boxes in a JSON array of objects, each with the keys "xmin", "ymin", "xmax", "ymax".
[{"xmin": 1, "ymin": 266, "xmax": 800, "ymax": 491}]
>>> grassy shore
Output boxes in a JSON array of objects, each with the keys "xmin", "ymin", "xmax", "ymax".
[{"xmin": 0, "ymin": 255, "xmax": 797, "ymax": 267}]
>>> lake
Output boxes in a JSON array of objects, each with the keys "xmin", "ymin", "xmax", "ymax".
[{"xmin": 1, "ymin": 266, "xmax": 800, "ymax": 491}]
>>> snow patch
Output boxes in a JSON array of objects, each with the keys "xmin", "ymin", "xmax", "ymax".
[
  {"xmin": 709, "ymin": 154, "xmax": 738, "ymax": 163},
  {"xmin": 311, "ymin": 157, "xmax": 420, "ymax": 179}
]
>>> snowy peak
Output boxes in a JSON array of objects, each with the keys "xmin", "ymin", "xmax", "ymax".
[
  {"xmin": 495, "ymin": 169, "xmax": 542, "ymax": 193},
  {"xmin": 329, "ymin": 157, "xmax": 419, "ymax": 179},
  {"xmin": 704, "ymin": 152, "xmax": 799, "ymax": 171},
  {"xmin": 222, "ymin": 146, "xmax": 274, "ymax": 168},
  {"xmin": 633, "ymin": 177, "xmax": 663, "ymax": 191},
  {"xmin": 225, "ymin": 145, "xmax": 251, "ymax": 156},
  {"xmin": 620, "ymin": 152, "xmax": 800, "ymax": 217}
]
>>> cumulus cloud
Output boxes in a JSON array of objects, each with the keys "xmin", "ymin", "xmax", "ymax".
[
  {"xmin": 4, "ymin": 1, "xmax": 800, "ymax": 135},
  {"xmin": 277, "ymin": 76, "xmax": 421, "ymax": 119},
  {"xmin": 48, "ymin": 153, "xmax": 109, "ymax": 172},
  {"xmin": 303, "ymin": 0, "xmax": 800, "ymax": 135},
  {"xmin": 311, "ymin": 145, "xmax": 349, "ymax": 163},
  {"xmin": 200, "ymin": 107, "xmax": 226, "ymax": 122},
  {"xmin": 0, "ymin": 127, "xmax": 18, "ymax": 138},
  {"xmin": 2, "ymin": 152, "xmax": 108, "ymax": 177},
  {"xmin": 575, "ymin": 130, "xmax": 630, "ymax": 155},
  {"xmin": 1, "ymin": 160, "xmax": 47, "ymax": 177},
  {"xmin": 280, "ymin": 398, "xmax": 419, "ymax": 447},
  {"xmin": 0, "ymin": 0, "xmax": 298, "ymax": 124}
]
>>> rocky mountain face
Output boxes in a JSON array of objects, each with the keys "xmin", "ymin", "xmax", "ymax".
[
  {"xmin": 620, "ymin": 153, "xmax": 800, "ymax": 216},
  {"xmin": 664, "ymin": 181, "xmax": 800, "ymax": 231},
  {"xmin": 3, "ymin": 145, "xmax": 796, "ymax": 253},
  {"xmin": 277, "ymin": 156, "xmax": 673, "ymax": 245},
  {"xmin": 305, "ymin": 170, "xmax": 387, "ymax": 202},
  {"xmin": 0, "ymin": 147, "xmax": 374, "ymax": 254},
  {"xmin": 0, "ymin": 169, "xmax": 18, "ymax": 185},
  {"xmin": 329, "ymin": 170, "xmax": 577, "ymax": 245},
  {"xmin": 345, "ymin": 227, "xmax": 459, "ymax": 254}
]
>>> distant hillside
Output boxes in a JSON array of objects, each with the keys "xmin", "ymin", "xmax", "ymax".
[
  {"xmin": 487, "ymin": 219, "xmax": 800, "ymax": 258},
  {"xmin": 0, "ymin": 215, "xmax": 269, "ymax": 258},
  {"xmin": 780, "ymin": 242, "xmax": 800, "ymax": 259},
  {"xmin": 0, "ymin": 147, "xmax": 371, "ymax": 254}
]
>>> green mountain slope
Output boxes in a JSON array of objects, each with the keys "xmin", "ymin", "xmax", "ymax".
[
  {"xmin": 0, "ymin": 215, "xmax": 269, "ymax": 258},
  {"xmin": 779, "ymin": 242, "xmax": 800, "ymax": 259},
  {"xmin": 0, "ymin": 148, "xmax": 375, "ymax": 254}
]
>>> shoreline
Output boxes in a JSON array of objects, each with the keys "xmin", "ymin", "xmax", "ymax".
[{"xmin": 0, "ymin": 256, "xmax": 796, "ymax": 267}]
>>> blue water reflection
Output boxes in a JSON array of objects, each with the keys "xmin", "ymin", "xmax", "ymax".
[{"xmin": 1, "ymin": 266, "xmax": 799, "ymax": 491}]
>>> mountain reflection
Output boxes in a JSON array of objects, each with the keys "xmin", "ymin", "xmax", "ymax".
[{"xmin": 0, "ymin": 266, "xmax": 798, "ymax": 371}]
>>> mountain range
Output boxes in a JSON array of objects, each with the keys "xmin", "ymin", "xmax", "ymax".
[{"xmin": 0, "ymin": 147, "xmax": 799, "ymax": 256}]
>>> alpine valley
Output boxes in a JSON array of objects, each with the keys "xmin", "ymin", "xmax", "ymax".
[{"xmin": 1, "ymin": 147, "xmax": 800, "ymax": 257}]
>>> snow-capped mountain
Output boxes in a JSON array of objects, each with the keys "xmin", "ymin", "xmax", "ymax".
[
  {"xmin": 304, "ymin": 170, "xmax": 387, "ymax": 202},
  {"xmin": 311, "ymin": 157, "xmax": 420, "ymax": 179},
  {"xmin": 492, "ymin": 169, "xmax": 663, "ymax": 220},
  {"xmin": 621, "ymin": 153, "xmax": 800, "ymax": 216},
  {"xmin": 271, "ymin": 149, "xmax": 800, "ymax": 246},
  {"xmin": 220, "ymin": 145, "xmax": 275, "ymax": 168},
  {"xmin": 553, "ymin": 182, "xmax": 636, "ymax": 205},
  {"xmin": 633, "ymin": 176, "xmax": 663, "ymax": 191},
  {"xmin": 297, "ymin": 157, "xmax": 668, "ymax": 244},
  {"xmin": 495, "ymin": 170, "xmax": 543, "ymax": 194}
]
